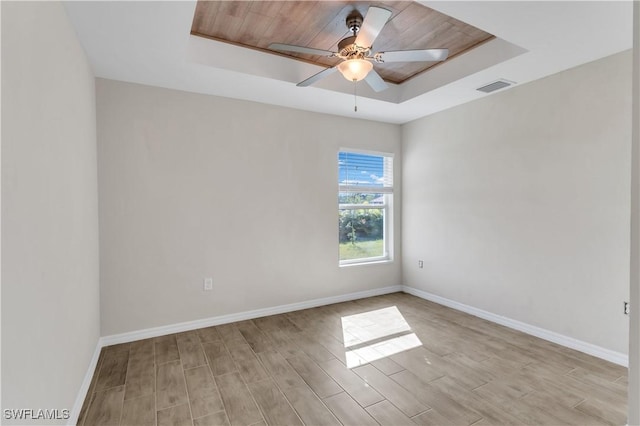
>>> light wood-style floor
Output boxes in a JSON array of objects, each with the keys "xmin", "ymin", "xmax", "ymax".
[{"xmin": 78, "ymin": 293, "xmax": 628, "ymax": 426}]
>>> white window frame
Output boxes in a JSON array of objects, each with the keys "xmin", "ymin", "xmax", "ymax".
[{"xmin": 338, "ymin": 149, "xmax": 394, "ymax": 266}]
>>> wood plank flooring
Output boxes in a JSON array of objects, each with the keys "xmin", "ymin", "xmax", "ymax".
[{"xmin": 78, "ymin": 293, "xmax": 628, "ymax": 426}]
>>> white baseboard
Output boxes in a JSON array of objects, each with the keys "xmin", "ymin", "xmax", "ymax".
[
  {"xmin": 100, "ymin": 285, "xmax": 403, "ymax": 346},
  {"xmin": 68, "ymin": 339, "xmax": 102, "ymax": 426},
  {"xmin": 402, "ymin": 285, "xmax": 629, "ymax": 367},
  {"xmin": 71, "ymin": 285, "xmax": 400, "ymax": 424},
  {"xmin": 73, "ymin": 282, "xmax": 625, "ymax": 424}
]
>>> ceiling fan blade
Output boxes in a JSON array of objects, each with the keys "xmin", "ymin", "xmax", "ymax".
[
  {"xmin": 269, "ymin": 43, "xmax": 336, "ymax": 57},
  {"xmin": 297, "ymin": 67, "xmax": 338, "ymax": 87},
  {"xmin": 378, "ymin": 48, "xmax": 449, "ymax": 63},
  {"xmin": 364, "ymin": 69, "xmax": 388, "ymax": 92},
  {"xmin": 355, "ymin": 7, "xmax": 392, "ymax": 48}
]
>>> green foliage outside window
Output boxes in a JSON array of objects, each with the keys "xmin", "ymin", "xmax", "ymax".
[{"xmin": 338, "ymin": 209, "xmax": 383, "ymax": 244}]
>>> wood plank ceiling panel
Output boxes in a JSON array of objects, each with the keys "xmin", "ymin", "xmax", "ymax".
[{"xmin": 191, "ymin": 1, "xmax": 494, "ymax": 84}]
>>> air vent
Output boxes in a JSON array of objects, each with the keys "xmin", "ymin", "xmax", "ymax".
[{"xmin": 477, "ymin": 79, "xmax": 514, "ymax": 93}]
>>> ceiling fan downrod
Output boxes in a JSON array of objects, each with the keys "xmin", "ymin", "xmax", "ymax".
[{"xmin": 346, "ymin": 12, "xmax": 363, "ymax": 36}]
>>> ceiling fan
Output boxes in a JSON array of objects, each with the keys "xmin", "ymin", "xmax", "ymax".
[{"xmin": 268, "ymin": 6, "xmax": 449, "ymax": 93}]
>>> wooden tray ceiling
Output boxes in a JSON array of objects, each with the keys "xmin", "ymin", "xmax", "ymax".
[{"xmin": 191, "ymin": 1, "xmax": 494, "ymax": 85}]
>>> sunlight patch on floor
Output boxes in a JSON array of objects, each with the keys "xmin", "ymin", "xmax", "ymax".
[{"xmin": 341, "ymin": 306, "xmax": 422, "ymax": 368}]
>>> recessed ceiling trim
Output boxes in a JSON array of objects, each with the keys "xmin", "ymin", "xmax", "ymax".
[
  {"xmin": 187, "ymin": 34, "xmax": 526, "ymax": 105},
  {"xmin": 399, "ymin": 38, "xmax": 527, "ymax": 103}
]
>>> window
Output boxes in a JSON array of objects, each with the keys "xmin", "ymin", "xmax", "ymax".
[{"xmin": 338, "ymin": 150, "xmax": 393, "ymax": 265}]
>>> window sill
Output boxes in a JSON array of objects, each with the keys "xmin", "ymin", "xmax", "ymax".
[{"xmin": 339, "ymin": 258, "xmax": 393, "ymax": 268}]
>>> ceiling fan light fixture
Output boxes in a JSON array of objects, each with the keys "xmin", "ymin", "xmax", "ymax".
[{"xmin": 337, "ymin": 59, "xmax": 373, "ymax": 82}]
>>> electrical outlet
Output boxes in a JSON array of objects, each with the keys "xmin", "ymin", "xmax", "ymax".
[
  {"xmin": 418, "ymin": 260, "xmax": 424, "ymax": 269},
  {"xmin": 624, "ymin": 301, "xmax": 630, "ymax": 315},
  {"xmin": 204, "ymin": 278, "xmax": 213, "ymax": 291}
]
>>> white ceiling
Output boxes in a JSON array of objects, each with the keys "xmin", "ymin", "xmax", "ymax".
[{"xmin": 63, "ymin": 1, "xmax": 633, "ymax": 124}]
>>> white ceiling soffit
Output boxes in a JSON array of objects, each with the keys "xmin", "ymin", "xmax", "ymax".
[
  {"xmin": 186, "ymin": 35, "xmax": 527, "ymax": 105},
  {"xmin": 63, "ymin": 1, "xmax": 633, "ymax": 124}
]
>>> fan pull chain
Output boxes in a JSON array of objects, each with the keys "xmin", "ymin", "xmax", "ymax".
[{"xmin": 353, "ymin": 80, "xmax": 358, "ymax": 112}]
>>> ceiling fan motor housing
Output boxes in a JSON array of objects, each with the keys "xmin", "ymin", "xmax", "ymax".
[
  {"xmin": 339, "ymin": 11, "xmax": 372, "ymax": 60},
  {"xmin": 337, "ymin": 36, "xmax": 370, "ymax": 60}
]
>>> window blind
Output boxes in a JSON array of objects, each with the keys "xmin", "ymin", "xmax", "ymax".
[{"xmin": 338, "ymin": 151, "xmax": 393, "ymax": 194}]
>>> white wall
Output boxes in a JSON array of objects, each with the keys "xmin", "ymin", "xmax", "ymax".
[
  {"xmin": 1, "ymin": 2, "xmax": 100, "ymax": 424},
  {"xmin": 402, "ymin": 51, "xmax": 631, "ymax": 354},
  {"xmin": 629, "ymin": 2, "xmax": 640, "ymax": 422},
  {"xmin": 96, "ymin": 79, "xmax": 402, "ymax": 336}
]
